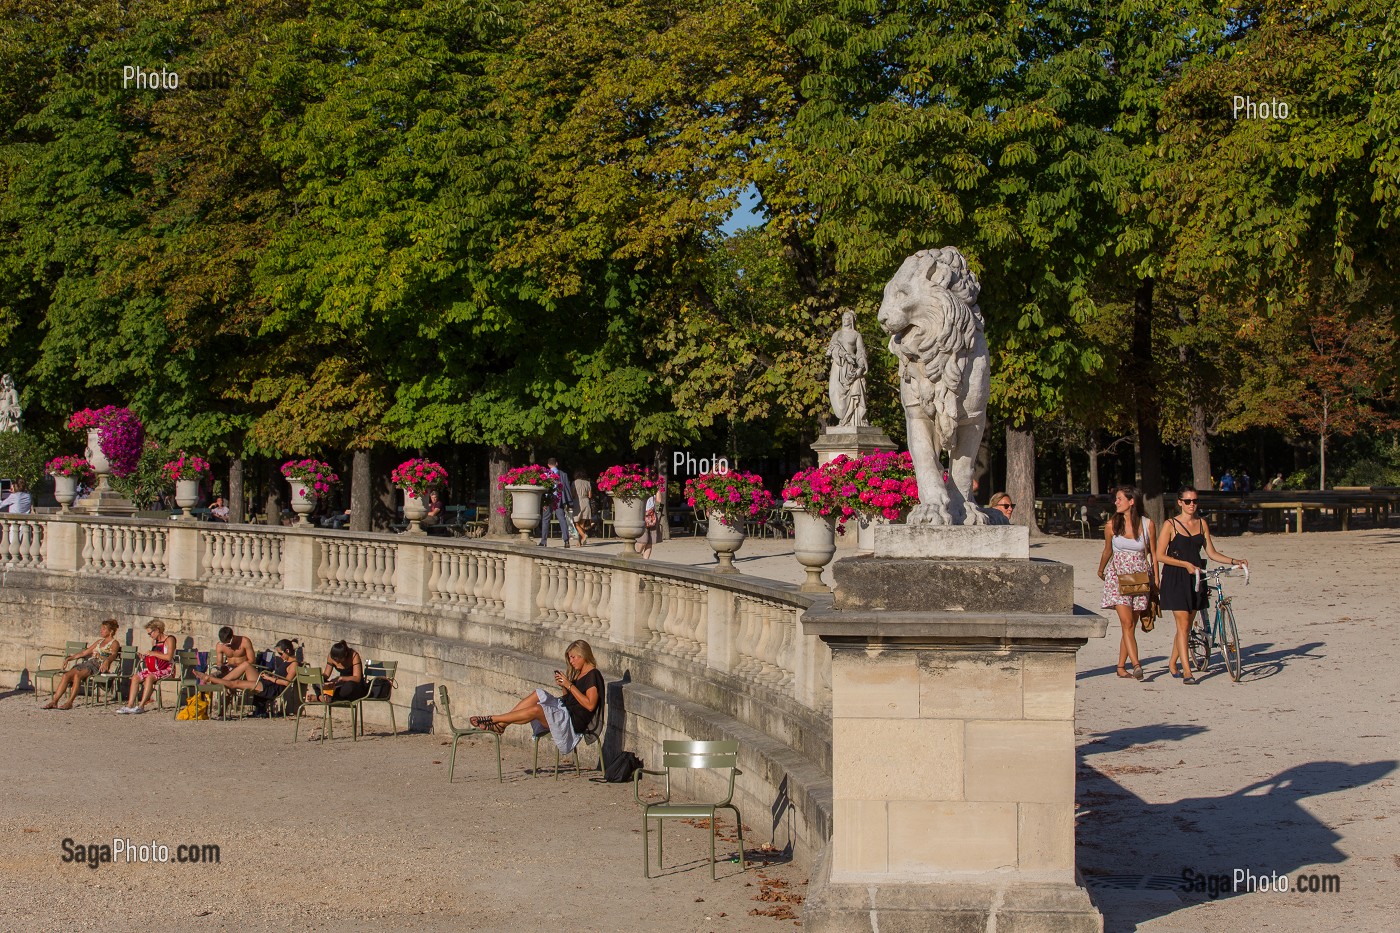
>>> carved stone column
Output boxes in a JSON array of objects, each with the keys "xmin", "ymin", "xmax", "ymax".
[{"xmin": 800, "ymin": 525, "xmax": 1106, "ymax": 932}]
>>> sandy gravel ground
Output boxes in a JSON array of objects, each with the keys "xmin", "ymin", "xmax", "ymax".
[{"xmin": 3, "ymin": 525, "xmax": 1396, "ymax": 932}]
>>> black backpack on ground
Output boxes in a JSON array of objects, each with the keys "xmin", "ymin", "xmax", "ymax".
[{"xmin": 600, "ymin": 751, "xmax": 644, "ymax": 783}]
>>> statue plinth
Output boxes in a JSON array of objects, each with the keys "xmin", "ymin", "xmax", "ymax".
[
  {"xmin": 800, "ymin": 525, "xmax": 1106, "ymax": 933},
  {"xmin": 872, "ymin": 523, "xmax": 1028, "ymax": 559},
  {"xmin": 811, "ymin": 425, "xmax": 897, "ymax": 465},
  {"xmin": 78, "ymin": 477, "xmax": 136, "ymax": 517}
]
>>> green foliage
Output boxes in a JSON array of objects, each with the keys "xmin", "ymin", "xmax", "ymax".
[
  {"xmin": 0, "ymin": 431, "xmax": 47, "ymax": 487},
  {"xmin": 110, "ymin": 440, "xmax": 170, "ymax": 510}
]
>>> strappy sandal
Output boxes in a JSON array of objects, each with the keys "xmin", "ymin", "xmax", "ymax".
[
  {"xmin": 471, "ymin": 715, "xmax": 501, "ymax": 732},
  {"xmin": 1116, "ymin": 668, "xmax": 1132, "ymax": 678}
]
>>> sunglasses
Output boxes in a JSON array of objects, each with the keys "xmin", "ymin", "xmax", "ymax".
[
  {"xmin": 997, "ymin": 502, "xmax": 1015, "ymax": 510},
  {"xmin": 1180, "ymin": 498, "xmax": 1199, "ymax": 504}
]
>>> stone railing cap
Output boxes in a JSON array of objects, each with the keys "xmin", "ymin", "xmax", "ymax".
[{"xmin": 802, "ymin": 605, "xmax": 1107, "ymax": 642}]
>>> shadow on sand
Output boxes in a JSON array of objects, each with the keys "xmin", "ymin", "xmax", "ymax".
[{"xmin": 1077, "ymin": 722, "xmax": 1396, "ymax": 931}]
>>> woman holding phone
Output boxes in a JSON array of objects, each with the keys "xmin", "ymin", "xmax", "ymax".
[{"xmin": 471, "ymin": 640, "xmax": 604, "ymax": 756}]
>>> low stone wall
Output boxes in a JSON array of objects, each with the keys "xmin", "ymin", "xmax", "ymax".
[{"xmin": 0, "ymin": 515, "xmax": 833, "ymax": 863}]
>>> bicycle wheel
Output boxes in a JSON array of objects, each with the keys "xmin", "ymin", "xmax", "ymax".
[
  {"xmin": 1219, "ymin": 603, "xmax": 1242, "ymax": 682},
  {"xmin": 1188, "ymin": 611, "xmax": 1211, "ymax": 672}
]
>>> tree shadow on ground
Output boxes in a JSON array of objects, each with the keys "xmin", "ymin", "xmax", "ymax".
[{"xmin": 1077, "ymin": 724, "xmax": 1396, "ymax": 931}]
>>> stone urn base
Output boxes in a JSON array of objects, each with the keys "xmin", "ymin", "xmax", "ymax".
[{"xmin": 705, "ymin": 517, "xmax": 746, "ymax": 573}]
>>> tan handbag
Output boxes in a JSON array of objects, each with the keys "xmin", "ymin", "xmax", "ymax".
[{"xmin": 1118, "ymin": 571, "xmax": 1152, "ymax": 596}]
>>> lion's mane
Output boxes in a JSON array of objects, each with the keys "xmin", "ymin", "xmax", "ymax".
[{"xmin": 888, "ymin": 248, "xmax": 985, "ymax": 449}]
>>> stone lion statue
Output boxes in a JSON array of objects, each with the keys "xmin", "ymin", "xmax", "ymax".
[{"xmin": 877, "ymin": 247, "xmax": 990, "ymax": 526}]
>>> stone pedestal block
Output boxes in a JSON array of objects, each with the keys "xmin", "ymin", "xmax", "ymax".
[
  {"xmin": 802, "ymin": 552, "xmax": 1106, "ymax": 932},
  {"xmin": 874, "ymin": 523, "xmax": 1029, "ymax": 559},
  {"xmin": 810, "ymin": 425, "xmax": 897, "ymax": 465},
  {"xmin": 833, "ymin": 557, "xmax": 1073, "ymax": 613}
]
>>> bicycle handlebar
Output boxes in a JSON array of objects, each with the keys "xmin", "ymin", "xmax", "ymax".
[{"xmin": 1195, "ymin": 564, "xmax": 1249, "ymax": 585}]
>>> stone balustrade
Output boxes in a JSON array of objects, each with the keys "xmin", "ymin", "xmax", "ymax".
[{"xmin": 0, "ymin": 513, "xmax": 832, "ymax": 859}]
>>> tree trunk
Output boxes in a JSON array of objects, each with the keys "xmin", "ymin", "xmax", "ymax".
[
  {"xmin": 263, "ymin": 460, "xmax": 283, "ymax": 526},
  {"xmin": 652, "ymin": 445, "xmax": 670, "ymax": 541},
  {"xmin": 1318, "ymin": 395, "xmax": 1329, "ymax": 490},
  {"xmin": 1005, "ymin": 419, "xmax": 1040, "ymax": 534},
  {"xmin": 1131, "ymin": 278, "xmax": 1165, "ymax": 525},
  {"xmin": 1087, "ymin": 432, "xmax": 1101, "ymax": 495},
  {"xmin": 228, "ymin": 458, "xmax": 245, "ymax": 524},
  {"xmin": 487, "ymin": 444, "xmax": 512, "ymax": 536},
  {"xmin": 350, "ymin": 449, "xmax": 371, "ymax": 532},
  {"xmin": 1189, "ymin": 402, "xmax": 1211, "ymax": 492},
  {"xmin": 1064, "ymin": 448, "xmax": 1074, "ymax": 495}
]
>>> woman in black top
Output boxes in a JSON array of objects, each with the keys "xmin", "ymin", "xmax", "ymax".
[
  {"xmin": 472, "ymin": 640, "xmax": 603, "ymax": 756},
  {"xmin": 1155, "ymin": 487, "xmax": 1248, "ymax": 684},
  {"xmin": 306, "ymin": 640, "xmax": 369, "ymax": 703}
]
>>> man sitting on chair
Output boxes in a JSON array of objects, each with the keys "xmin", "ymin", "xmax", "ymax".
[{"xmin": 212, "ymin": 625, "xmax": 256, "ymax": 678}]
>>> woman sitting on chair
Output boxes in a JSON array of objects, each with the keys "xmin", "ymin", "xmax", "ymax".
[
  {"xmin": 471, "ymin": 640, "xmax": 604, "ymax": 757},
  {"xmin": 44, "ymin": 618, "xmax": 120, "ymax": 709},
  {"xmin": 305, "ymin": 640, "xmax": 368, "ymax": 705},
  {"xmin": 120, "ymin": 620, "xmax": 177, "ymax": 714},
  {"xmin": 195, "ymin": 638, "xmax": 300, "ymax": 716}
]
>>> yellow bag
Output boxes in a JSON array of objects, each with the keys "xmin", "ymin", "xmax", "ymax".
[{"xmin": 176, "ymin": 693, "xmax": 209, "ymax": 721}]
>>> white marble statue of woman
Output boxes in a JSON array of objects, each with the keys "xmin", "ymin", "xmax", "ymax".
[
  {"xmin": 0, "ymin": 374, "xmax": 20, "ymax": 433},
  {"xmin": 826, "ymin": 310, "xmax": 869, "ymax": 427}
]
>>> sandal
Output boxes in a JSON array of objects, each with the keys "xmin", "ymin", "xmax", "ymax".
[
  {"xmin": 1131, "ymin": 665, "xmax": 1144, "ymax": 681},
  {"xmin": 1182, "ymin": 675, "xmax": 1198, "ymax": 685},
  {"xmin": 469, "ymin": 715, "xmax": 493, "ymax": 729},
  {"xmin": 1116, "ymin": 668, "xmax": 1132, "ymax": 678}
]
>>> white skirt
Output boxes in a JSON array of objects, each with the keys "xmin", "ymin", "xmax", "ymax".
[{"xmin": 533, "ymin": 689, "xmax": 581, "ymax": 755}]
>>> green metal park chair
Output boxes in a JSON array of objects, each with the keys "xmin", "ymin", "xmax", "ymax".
[
  {"xmin": 33, "ymin": 641, "xmax": 86, "ymax": 704},
  {"xmin": 156, "ymin": 650, "xmax": 201, "ymax": 714},
  {"xmin": 436, "ymin": 684, "xmax": 503, "ymax": 782},
  {"xmin": 291, "ymin": 667, "xmax": 361, "ymax": 741},
  {"xmin": 634, "ymin": 739, "xmax": 745, "ymax": 879},
  {"xmin": 85, "ymin": 645, "xmax": 138, "ymax": 707},
  {"xmin": 351, "ymin": 660, "xmax": 398, "ymax": 739},
  {"xmin": 532, "ymin": 691, "xmax": 607, "ymax": 779}
]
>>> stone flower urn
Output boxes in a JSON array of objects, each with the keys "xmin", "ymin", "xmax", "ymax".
[
  {"xmin": 402, "ymin": 488, "xmax": 428, "ymax": 535},
  {"xmin": 706, "ymin": 513, "xmax": 746, "ymax": 573},
  {"xmin": 174, "ymin": 478, "xmax": 200, "ymax": 519},
  {"xmin": 610, "ymin": 495, "xmax": 647, "ymax": 556},
  {"xmin": 786, "ymin": 503, "xmax": 836, "ymax": 592},
  {"xmin": 85, "ymin": 428, "xmax": 112, "ymax": 486},
  {"xmin": 506, "ymin": 485, "xmax": 544, "ymax": 540},
  {"xmin": 53, "ymin": 475, "xmax": 79, "ymax": 512},
  {"xmin": 288, "ymin": 479, "xmax": 316, "ymax": 526}
]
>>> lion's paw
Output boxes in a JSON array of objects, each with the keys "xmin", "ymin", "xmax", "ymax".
[
  {"xmin": 962, "ymin": 508, "xmax": 990, "ymax": 526},
  {"xmin": 908, "ymin": 503, "xmax": 952, "ymax": 526}
]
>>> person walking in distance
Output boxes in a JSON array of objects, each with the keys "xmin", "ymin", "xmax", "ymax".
[
  {"xmin": 1097, "ymin": 486, "xmax": 1154, "ymax": 681},
  {"xmin": 539, "ymin": 458, "xmax": 576, "ymax": 548}
]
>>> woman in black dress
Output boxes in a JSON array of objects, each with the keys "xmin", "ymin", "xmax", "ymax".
[{"xmin": 1155, "ymin": 487, "xmax": 1248, "ymax": 683}]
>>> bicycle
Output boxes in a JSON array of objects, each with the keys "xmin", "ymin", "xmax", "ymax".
[{"xmin": 1187, "ymin": 565, "xmax": 1249, "ymax": 682}]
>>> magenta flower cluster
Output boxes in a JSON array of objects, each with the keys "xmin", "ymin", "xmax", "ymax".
[
  {"xmin": 595, "ymin": 464, "xmax": 658, "ymax": 499},
  {"xmin": 391, "ymin": 458, "xmax": 448, "ymax": 497},
  {"xmin": 781, "ymin": 462, "xmax": 845, "ymax": 518},
  {"xmin": 67, "ymin": 406, "xmax": 145, "ymax": 478},
  {"xmin": 825, "ymin": 451, "xmax": 920, "ymax": 523},
  {"xmin": 46, "ymin": 455, "xmax": 95, "ymax": 483},
  {"xmin": 684, "ymin": 470, "xmax": 775, "ymax": 529},
  {"xmin": 496, "ymin": 464, "xmax": 559, "ymax": 515},
  {"xmin": 161, "ymin": 452, "xmax": 212, "ymax": 483},
  {"xmin": 497, "ymin": 464, "xmax": 559, "ymax": 492},
  {"xmin": 281, "ymin": 459, "xmax": 339, "ymax": 497}
]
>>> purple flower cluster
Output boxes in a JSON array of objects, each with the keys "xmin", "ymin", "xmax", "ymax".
[
  {"xmin": 826, "ymin": 451, "xmax": 920, "ymax": 523},
  {"xmin": 684, "ymin": 470, "xmax": 775, "ymax": 529},
  {"xmin": 67, "ymin": 406, "xmax": 146, "ymax": 478},
  {"xmin": 280, "ymin": 459, "xmax": 339, "ymax": 497}
]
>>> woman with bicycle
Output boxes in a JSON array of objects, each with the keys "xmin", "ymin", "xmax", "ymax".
[
  {"xmin": 1155, "ymin": 486, "xmax": 1248, "ymax": 684},
  {"xmin": 1097, "ymin": 486, "xmax": 1154, "ymax": 681}
]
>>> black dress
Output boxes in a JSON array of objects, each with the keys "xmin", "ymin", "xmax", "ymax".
[{"xmin": 1159, "ymin": 518, "xmax": 1207, "ymax": 612}]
